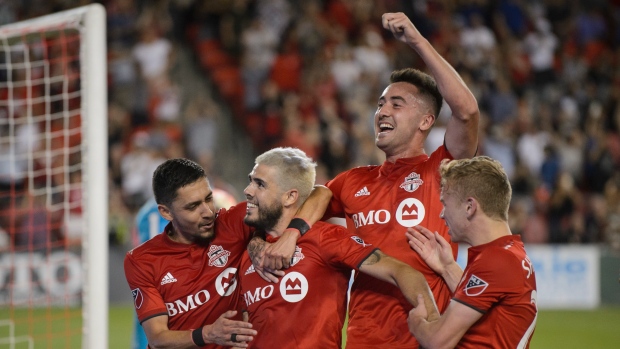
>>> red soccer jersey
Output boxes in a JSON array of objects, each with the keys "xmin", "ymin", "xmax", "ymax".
[
  {"xmin": 325, "ymin": 145, "xmax": 456, "ymax": 348},
  {"xmin": 453, "ymin": 235, "xmax": 538, "ymax": 348},
  {"xmin": 238, "ymin": 221, "xmax": 376, "ymax": 349},
  {"xmin": 124, "ymin": 203, "xmax": 252, "ymax": 349}
]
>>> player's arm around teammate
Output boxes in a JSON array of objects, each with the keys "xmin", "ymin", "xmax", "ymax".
[
  {"xmin": 247, "ymin": 184, "xmax": 332, "ymax": 276},
  {"xmin": 142, "ymin": 310, "xmax": 256, "ymax": 349},
  {"xmin": 358, "ymin": 249, "xmax": 440, "ymax": 321}
]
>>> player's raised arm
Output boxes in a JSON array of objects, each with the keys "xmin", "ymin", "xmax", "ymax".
[{"xmin": 382, "ymin": 12, "xmax": 479, "ymax": 159}]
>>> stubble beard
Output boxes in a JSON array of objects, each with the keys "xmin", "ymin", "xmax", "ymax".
[{"xmin": 244, "ymin": 202, "xmax": 283, "ymax": 231}]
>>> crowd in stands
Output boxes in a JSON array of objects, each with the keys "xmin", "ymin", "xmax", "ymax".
[{"xmin": 1, "ymin": 0, "xmax": 619, "ymax": 249}]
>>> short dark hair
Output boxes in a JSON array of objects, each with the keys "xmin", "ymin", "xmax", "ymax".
[
  {"xmin": 152, "ymin": 158, "xmax": 207, "ymax": 207},
  {"xmin": 390, "ymin": 68, "xmax": 443, "ymax": 116}
]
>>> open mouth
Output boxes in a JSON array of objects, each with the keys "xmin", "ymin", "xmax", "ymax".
[{"xmin": 378, "ymin": 122, "xmax": 394, "ymax": 134}]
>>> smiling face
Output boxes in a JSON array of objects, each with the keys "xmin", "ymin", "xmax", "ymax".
[
  {"xmin": 374, "ymin": 82, "xmax": 433, "ymax": 157},
  {"xmin": 243, "ymin": 163, "xmax": 284, "ymax": 231},
  {"xmin": 159, "ymin": 178, "xmax": 216, "ymax": 244}
]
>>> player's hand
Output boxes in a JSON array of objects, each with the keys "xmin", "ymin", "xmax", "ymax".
[
  {"xmin": 406, "ymin": 226, "xmax": 454, "ymax": 275},
  {"xmin": 255, "ymin": 266, "xmax": 284, "ymax": 283},
  {"xmin": 382, "ymin": 12, "xmax": 423, "ymax": 46},
  {"xmin": 262, "ymin": 228, "xmax": 300, "ymax": 269},
  {"xmin": 408, "ymin": 294, "xmax": 430, "ymax": 335},
  {"xmin": 203, "ymin": 310, "xmax": 256, "ymax": 347},
  {"xmin": 231, "ymin": 311, "xmax": 251, "ymax": 349}
]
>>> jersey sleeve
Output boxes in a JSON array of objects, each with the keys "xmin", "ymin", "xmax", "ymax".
[
  {"xmin": 216, "ymin": 201, "xmax": 254, "ymax": 244},
  {"xmin": 453, "ymin": 248, "xmax": 523, "ymax": 313},
  {"xmin": 124, "ymin": 251, "xmax": 168, "ymax": 323},
  {"xmin": 317, "ymin": 224, "xmax": 377, "ymax": 270},
  {"xmin": 324, "ymin": 170, "xmax": 350, "ymax": 219}
]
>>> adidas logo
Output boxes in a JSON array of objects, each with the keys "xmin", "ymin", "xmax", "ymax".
[
  {"xmin": 245, "ymin": 265, "xmax": 255, "ymax": 275},
  {"xmin": 161, "ymin": 272, "xmax": 177, "ymax": 285},
  {"xmin": 354, "ymin": 186, "xmax": 370, "ymax": 197}
]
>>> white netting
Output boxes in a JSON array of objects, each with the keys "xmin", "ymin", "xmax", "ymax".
[{"xmin": 0, "ymin": 5, "xmax": 107, "ymax": 348}]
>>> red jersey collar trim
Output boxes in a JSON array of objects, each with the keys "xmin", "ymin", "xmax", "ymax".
[{"xmin": 470, "ymin": 234, "xmax": 522, "ymax": 251}]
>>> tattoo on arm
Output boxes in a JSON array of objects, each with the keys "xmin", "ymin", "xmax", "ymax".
[
  {"xmin": 362, "ymin": 250, "xmax": 383, "ymax": 266},
  {"xmin": 248, "ymin": 237, "xmax": 266, "ymax": 265}
]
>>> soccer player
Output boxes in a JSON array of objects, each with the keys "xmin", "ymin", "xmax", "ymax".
[
  {"xmin": 124, "ymin": 158, "xmax": 330, "ymax": 348},
  {"xmin": 407, "ymin": 156, "xmax": 538, "ymax": 348},
  {"xmin": 320, "ymin": 12, "xmax": 480, "ymax": 348},
  {"xmin": 130, "ymin": 189, "xmax": 239, "ymax": 349},
  {"xmin": 237, "ymin": 147, "xmax": 439, "ymax": 348}
]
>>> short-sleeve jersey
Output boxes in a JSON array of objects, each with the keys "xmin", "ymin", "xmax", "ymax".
[
  {"xmin": 132, "ymin": 199, "xmax": 169, "ymax": 349},
  {"xmin": 453, "ymin": 235, "xmax": 538, "ymax": 348},
  {"xmin": 124, "ymin": 202, "xmax": 252, "ymax": 349},
  {"xmin": 325, "ymin": 145, "xmax": 455, "ymax": 348},
  {"xmin": 238, "ymin": 221, "xmax": 376, "ymax": 349}
]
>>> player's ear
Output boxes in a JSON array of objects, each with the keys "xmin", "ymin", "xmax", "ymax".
[
  {"xmin": 420, "ymin": 113, "xmax": 435, "ymax": 131},
  {"xmin": 466, "ymin": 197, "xmax": 477, "ymax": 219},
  {"xmin": 283, "ymin": 189, "xmax": 299, "ymax": 208},
  {"xmin": 158, "ymin": 204, "xmax": 173, "ymax": 221}
]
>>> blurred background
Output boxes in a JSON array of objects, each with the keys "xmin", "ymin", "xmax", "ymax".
[{"xmin": 1, "ymin": 0, "xmax": 619, "ymax": 312}]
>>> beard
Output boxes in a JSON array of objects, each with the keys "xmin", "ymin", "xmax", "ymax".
[{"xmin": 244, "ymin": 201, "xmax": 283, "ymax": 231}]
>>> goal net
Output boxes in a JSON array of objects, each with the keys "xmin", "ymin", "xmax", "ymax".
[{"xmin": 0, "ymin": 4, "xmax": 107, "ymax": 349}]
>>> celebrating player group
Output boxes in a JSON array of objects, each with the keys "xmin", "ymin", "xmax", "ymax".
[{"xmin": 125, "ymin": 12, "xmax": 537, "ymax": 349}]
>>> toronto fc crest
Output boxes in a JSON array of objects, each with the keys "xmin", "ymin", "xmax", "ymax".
[
  {"xmin": 208, "ymin": 245, "xmax": 231, "ymax": 267},
  {"xmin": 400, "ymin": 172, "xmax": 423, "ymax": 193},
  {"xmin": 290, "ymin": 246, "xmax": 305, "ymax": 267}
]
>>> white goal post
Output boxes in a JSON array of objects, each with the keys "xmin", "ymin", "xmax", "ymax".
[{"xmin": 0, "ymin": 4, "xmax": 107, "ymax": 349}]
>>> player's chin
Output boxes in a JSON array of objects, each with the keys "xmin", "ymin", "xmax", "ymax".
[{"xmin": 198, "ymin": 228, "xmax": 215, "ymax": 239}]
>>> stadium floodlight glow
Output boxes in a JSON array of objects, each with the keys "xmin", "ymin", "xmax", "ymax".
[{"xmin": 0, "ymin": 4, "xmax": 107, "ymax": 349}]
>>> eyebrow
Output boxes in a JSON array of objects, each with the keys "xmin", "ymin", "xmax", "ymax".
[
  {"xmin": 379, "ymin": 95, "xmax": 407, "ymax": 103},
  {"xmin": 249, "ymin": 174, "xmax": 267, "ymax": 187},
  {"xmin": 183, "ymin": 192, "xmax": 213, "ymax": 209}
]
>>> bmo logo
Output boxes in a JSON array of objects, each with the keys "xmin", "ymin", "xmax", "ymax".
[
  {"xmin": 243, "ymin": 285, "xmax": 275, "ymax": 307},
  {"xmin": 396, "ymin": 198, "xmax": 425, "ymax": 227},
  {"xmin": 215, "ymin": 267, "xmax": 237, "ymax": 296},
  {"xmin": 280, "ymin": 272, "xmax": 308, "ymax": 303},
  {"xmin": 352, "ymin": 198, "xmax": 425, "ymax": 228},
  {"xmin": 166, "ymin": 290, "xmax": 211, "ymax": 317}
]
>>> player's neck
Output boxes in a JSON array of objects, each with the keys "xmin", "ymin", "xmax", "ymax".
[
  {"xmin": 265, "ymin": 210, "xmax": 297, "ymax": 238},
  {"xmin": 469, "ymin": 219, "xmax": 512, "ymax": 247},
  {"xmin": 385, "ymin": 147, "xmax": 427, "ymax": 163}
]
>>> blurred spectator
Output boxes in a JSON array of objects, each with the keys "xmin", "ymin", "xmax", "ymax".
[
  {"xmin": 120, "ymin": 131, "xmax": 165, "ymax": 211},
  {"xmin": 5, "ymin": 0, "xmax": 620, "ymax": 249},
  {"xmin": 523, "ymin": 18, "xmax": 558, "ymax": 88},
  {"xmin": 184, "ymin": 97, "xmax": 220, "ymax": 171},
  {"xmin": 548, "ymin": 172, "xmax": 583, "ymax": 243}
]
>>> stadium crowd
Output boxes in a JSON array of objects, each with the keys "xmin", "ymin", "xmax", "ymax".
[{"xmin": 1, "ymin": 0, "xmax": 619, "ymax": 249}]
